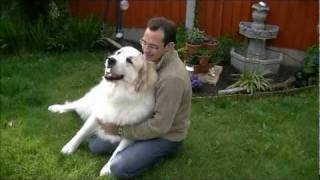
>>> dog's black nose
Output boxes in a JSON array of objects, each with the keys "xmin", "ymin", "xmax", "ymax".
[{"xmin": 107, "ymin": 57, "xmax": 116, "ymax": 68}]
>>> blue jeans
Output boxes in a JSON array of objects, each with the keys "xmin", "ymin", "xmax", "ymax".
[{"xmin": 89, "ymin": 135, "xmax": 183, "ymax": 178}]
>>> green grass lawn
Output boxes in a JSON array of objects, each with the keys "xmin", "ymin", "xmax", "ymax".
[{"xmin": 1, "ymin": 52, "xmax": 318, "ymax": 180}]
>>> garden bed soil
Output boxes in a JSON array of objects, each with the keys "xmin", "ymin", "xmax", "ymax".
[{"xmin": 192, "ymin": 64, "xmax": 301, "ymax": 97}]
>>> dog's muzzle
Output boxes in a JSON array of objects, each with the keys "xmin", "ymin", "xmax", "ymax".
[
  {"xmin": 104, "ymin": 57, "xmax": 124, "ymax": 81},
  {"xmin": 104, "ymin": 70, "xmax": 124, "ymax": 81}
]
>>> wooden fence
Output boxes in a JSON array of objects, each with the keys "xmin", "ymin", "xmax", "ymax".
[{"xmin": 69, "ymin": 0, "xmax": 319, "ymax": 50}]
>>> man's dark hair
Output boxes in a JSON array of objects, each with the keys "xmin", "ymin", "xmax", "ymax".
[{"xmin": 147, "ymin": 17, "xmax": 177, "ymax": 46}]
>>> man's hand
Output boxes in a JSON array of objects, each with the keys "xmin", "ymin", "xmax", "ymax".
[{"xmin": 96, "ymin": 118, "xmax": 119, "ymax": 135}]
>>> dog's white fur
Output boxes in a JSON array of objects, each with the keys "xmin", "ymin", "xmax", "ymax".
[{"xmin": 48, "ymin": 46, "xmax": 157, "ymax": 176}]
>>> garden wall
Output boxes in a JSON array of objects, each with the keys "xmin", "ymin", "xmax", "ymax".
[{"xmin": 69, "ymin": 0, "xmax": 319, "ymax": 51}]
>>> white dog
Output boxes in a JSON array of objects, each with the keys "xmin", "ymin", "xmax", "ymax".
[{"xmin": 48, "ymin": 46, "xmax": 157, "ymax": 176}]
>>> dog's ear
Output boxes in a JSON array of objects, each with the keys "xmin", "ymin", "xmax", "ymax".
[{"xmin": 135, "ymin": 59, "xmax": 157, "ymax": 92}]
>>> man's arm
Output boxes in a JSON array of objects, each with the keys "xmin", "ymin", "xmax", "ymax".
[
  {"xmin": 97, "ymin": 77, "xmax": 185, "ymax": 140},
  {"xmin": 122, "ymin": 77, "xmax": 185, "ymax": 140}
]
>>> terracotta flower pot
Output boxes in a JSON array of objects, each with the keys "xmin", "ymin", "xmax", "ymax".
[
  {"xmin": 199, "ymin": 56, "xmax": 210, "ymax": 66},
  {"xmin": 194, "ymin": 63, "xmax": 213, "ymax": 73},
  {"xmin": 183, "ymin": 49, "xmax": 189, "ymax": 64},
  {"xmin": 186, "ymin": 42, "xmax": 202, "ymax": 55},
  {"xmin": 204, "ymin": 40, "xmax": 219, "ymax": 51}
]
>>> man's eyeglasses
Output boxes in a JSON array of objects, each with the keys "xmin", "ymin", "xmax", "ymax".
[{"xmin": 139, "ymin": 39, "xmax": 161, "ymax": 51}]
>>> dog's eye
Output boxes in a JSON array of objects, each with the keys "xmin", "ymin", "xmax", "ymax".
[
  {"xmin": 115, "ymin": 50, "xmax": 122, "ymax": 55},
  {"xmin": 126, "ymin": 57, "xmax": 133, "ymax": 64}
]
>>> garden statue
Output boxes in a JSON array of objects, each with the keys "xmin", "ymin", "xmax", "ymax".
[{"xmin": 230, "ymin": 1, "xmax": 283, "ymax": 74}]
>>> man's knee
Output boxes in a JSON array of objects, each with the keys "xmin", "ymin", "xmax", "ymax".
[
  {"xmin": 88, "ymin": 136, "xmax": 115, "ymax": 155},
  {"xmin": 88, "ymin": 140, "xmax": 103, "ymax": 154},
  {"xmin": 110, "ymin": 160, "xmax": 133, "ymax": 178}
]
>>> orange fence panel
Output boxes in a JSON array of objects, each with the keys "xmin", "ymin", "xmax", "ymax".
[{"xmin": 69, "ymin": 0, "xmax": 318, "ymax": 50}]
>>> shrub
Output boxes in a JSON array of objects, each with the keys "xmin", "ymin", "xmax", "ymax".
[
  {"xmin": 58, "ymin": 16, "xmax": 104, "ymax": 51},
  {"xmin": 293, "ymin": 45, "xmax": 320, "ymax": 87},
  {"xmin": 0, "ymin": 17, "xmax": 26, "ymax": 54},
  {"xmin": 0, "ymin": 1, "xmax": 114, "ymax": 54},
  {"xmin": 26, "ymin": 17, "xmax": 51, "ymax": 51},
  {"xmin": 303, "ymin": 45, "xmax": 319, "ymax": 76},
  {"xmin": 211, "ymin": 36, "xmax": 242, "ymax": 64},
  {"xmin": 175, "ymin": 25, "xmax": 187, "ymax": 49},
  {"xmin": 93, "ymin": 22, "xmax": 116, "ymax": 50}
]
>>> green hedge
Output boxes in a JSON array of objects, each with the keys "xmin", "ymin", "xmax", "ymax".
[{"xmin": 0, "ymin": 1, "xmax": 114, "ymax": 54}]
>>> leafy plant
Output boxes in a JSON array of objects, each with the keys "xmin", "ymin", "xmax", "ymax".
[
  {"xmin": 197, "ymin": 48, "xmax": 210, "ymax": 57},
  {"xmin": 227, "ymin": 71, "xmax": 272, "ymax": 94},
  {"xmin": 176, "ymin": 25, "xmax": 187, "ymax": 49},
  {"xmin": 46, "ymin": 37, "xmax": 65, "ymax": 52},
  {"xmin": 303, "ymin": 45, "xmax": 319, "ymax": 75},
  {"xmin": 0, "ymin": 16, "xmax": 27, "ymax": 54},
  {"xmin": 0, "ymin": 1, "xmax": 21, "ymax": 19},
  {"xmin": 293, "ymin": 45, "xmax": 320, "ymax": 86},
  {"xmin": 26, "ymin": 16, "xmax": 50, "ymax": 51},
  {"xmin": 187, "ymin": 27, "xmax": 206, "ymax": 45},
  {"xmin": 61, "ymin": 16, "xmax": 103, "ymax": 50},
  {"xmin": 177, "ymin": 47, "xmax": 185, "ymax": 60},
  {"xmin": 0, "ymin": 1, "xmax": 112, "ymax": 54},
  {"xmin": 94, "ymin": 22, "xmax": 116, "ymax": 50},
  {"xmin": 188, "ymin": 54, "xmax": 199, "ymax": 65},
  {"xmin": 211, "ymin": 36, "xmax": 243, "ymax": 64}
]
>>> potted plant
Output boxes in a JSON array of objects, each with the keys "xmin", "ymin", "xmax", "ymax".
[
  {"xmin": 186, "ymin": 27, "xmax": 206, "ymax": 54},
  {"xmin": 203, "ymin": 36, "xmax": 219, "ymax": 51},
  {"xmin": 185, "ymin": 49, "xmax": 213, "ymax": 73},
  {"xmin": 185, "ymin": 54, "xmax": 199, "ymax": 66},
  {"xmin": 197, "ymin": 48, "xmax": 210, "ymax": 66}
]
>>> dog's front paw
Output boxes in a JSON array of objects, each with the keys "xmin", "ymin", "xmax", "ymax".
[
  {"xmin": 48, "ymin": 104, "xmax": 67, "ymax": 113},
  {"xmin": 99, "ymin": 163, "xmax": 111, "ymax": 176},
  {"xmin": 61, "ymin": 143, "xmax": 76, "ymax": 155}
]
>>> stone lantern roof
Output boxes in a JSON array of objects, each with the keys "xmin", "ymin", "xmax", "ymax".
[{"xmin": 252, "ymin": 1, "xmax": 270, "ymax": 12}]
